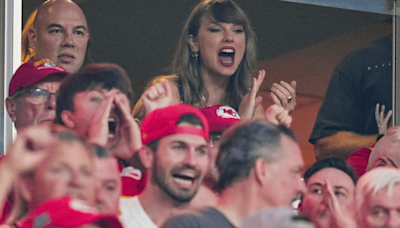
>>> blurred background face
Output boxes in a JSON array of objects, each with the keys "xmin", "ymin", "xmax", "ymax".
[
  {"xmin": 10, "ymin": 76, "xmax": 62, "ymax": 130},
  {"xmin": 94, "ymin": 157, "xmax": 121, "ymax": 215},
  {"xmin": 359, "ymin": 184, "xmax": 400, "ymax": 228},
  {"xmin": 29, "ymin": 140, "xmax": 95, "ymax": 208},
  {"xmin": 300, "ymin": 168, "xmax": 355, "ymax": 228}
]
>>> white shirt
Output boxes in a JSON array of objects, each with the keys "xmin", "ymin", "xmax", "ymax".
[{"xmin": 119, "ymin": 196, "xmax": 158, "ymax": 228}]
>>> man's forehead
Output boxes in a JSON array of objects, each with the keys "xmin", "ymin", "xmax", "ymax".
[
  {"xmin": 366, "ymin": 185, "xmax": 400, "ymax": 209},
  {"xmin": 281, "ymin": 136, "xmax": 303, "ymax": 160},
  {"xmin": 162, "ymin": 133, "xmax": 207, "ymax": 146},
  {"xmin": 308, "ymin": 168, "xmax": 354, "ymax": 188}
]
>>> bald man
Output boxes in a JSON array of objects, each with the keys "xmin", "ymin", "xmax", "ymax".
[
  {"xmin": 366, "ymin": 126, "xmax": 400, "ymax": 172},
  {"xmin": 28, "ymin": 0, "xmax": 89, "ymax": 73}
]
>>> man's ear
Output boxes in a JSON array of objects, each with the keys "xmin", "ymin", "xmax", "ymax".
[
  {"xmin": 188, "ymin": 34, "xmax": 199, "ymax": 53},
  {"xmin": 6, "ymin": 97, "xmax": 17, "ymax": 122},
  {"xmin": 28, "ymin": 28, "xmax": 37, "ymax": 51},
  {"xmin": 61, "ymin": 110, "xmax": 75, "ymax": 129},
  {"xmin": 138, "ymin": 146, "xmax": 154, "ymax": 170},
  {"xmin": 373, "ymin": 157, "xmax": 391, "ymax": 168},
  {"xmin": 254, "ymin": 158, "xmax": 269, "ymax": 187}
]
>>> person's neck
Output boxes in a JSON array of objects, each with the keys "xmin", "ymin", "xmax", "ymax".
[
  {"xmin": 201, "ymin": 70, "xmax": 230, "ymax": 106},
  {"xmin": 215, "ymin": 180, "xmax": 272, "ymax": 227},
  {"xmin": 138, "ymin": 183, "xmax": 192, "ymax": 227}
]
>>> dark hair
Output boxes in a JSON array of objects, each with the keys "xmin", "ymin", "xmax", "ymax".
[
  {"xmin": 95, "ymin": 145, "xmax": 111, "ymax": 158},
  {"xmin": 55, "ymin": 63, "xmax": 134, "ymax": 125},
  {"xmin": 177, "ymin": 114, "xmax": 204, "ymax": 128},
  {"xmin": 304, "ymin": 157, "xmax": 357, "ymax": 185},
  {"xmin": 172, "ymin": 0, "xmax": 256, "ymax": 110},
  {"xmin": 216, "ymin": 121, "xmax": 297, "ymax": 191},
  {"xmin": 146, "ymin": 114, "xmax": 204, "ymax": 152}
]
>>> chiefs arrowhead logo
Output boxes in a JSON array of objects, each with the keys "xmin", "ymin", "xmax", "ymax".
[{"xmin": 216, "ymin": 106, "xmax": 241, "ymax": 120}]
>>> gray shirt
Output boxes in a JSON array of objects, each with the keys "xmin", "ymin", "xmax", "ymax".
[{"xmin": 161, "ymin": 207, "xmax": 235, "ymax": 228}]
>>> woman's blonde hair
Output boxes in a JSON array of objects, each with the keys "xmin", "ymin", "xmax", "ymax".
[{"xmin": 21, "ymin": 10, "xmax": 38, "ymax": 63}]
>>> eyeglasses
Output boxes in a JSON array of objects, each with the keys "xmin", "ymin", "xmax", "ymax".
[
  {"xmin": 13, "ymin": 88, "xmax": 56, "ymax": 104},
  {"xmin": 210, "ymin": 134, "xmax": 221, "ymax": 148}
]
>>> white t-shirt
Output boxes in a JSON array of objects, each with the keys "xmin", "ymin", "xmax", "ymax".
[{"xmin": 119, "ymin": 196, "xmax": 158, "ymax": 228}]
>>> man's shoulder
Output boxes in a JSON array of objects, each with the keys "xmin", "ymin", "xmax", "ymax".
[
  {"xmin": 162, "ymin": 208, "xmax": 234, "ymax": 228},
  {"xmin": 119, "ymin": 196, "xmax": 157, "ymax": 228},
  {"xmin": 119, "ymin": 195, "xmax": 140, "ymax": 212}
]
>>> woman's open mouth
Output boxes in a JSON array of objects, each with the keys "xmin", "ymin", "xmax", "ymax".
[{"xmin": 218, "ymin": 47, "xmax": 235, "ymax": 67}]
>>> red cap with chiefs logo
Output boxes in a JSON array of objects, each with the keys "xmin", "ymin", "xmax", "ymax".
[
  {"xmin": 19, "ymin": 197, "xmax": 122, "ymax": 228},
  {"xmin": 199, "ymin": 105, "xmax": 241, "ymax": 133},
  {"xmin": 9, "ymin": 59, "xmax": 69, "ymax": 97},
  {"xmin": 141, "ymin": 104, "xmax": 209, "ymax": 145}
]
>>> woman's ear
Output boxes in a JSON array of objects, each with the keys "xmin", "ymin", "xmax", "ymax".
[{"xmin": 188, "ymin": 34, "xmax": 199, "ymax": 53}]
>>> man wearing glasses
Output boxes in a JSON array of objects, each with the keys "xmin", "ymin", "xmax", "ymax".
[{"xmin": 5, "ymin": 59, "xmax": 68, "ymax": 130}]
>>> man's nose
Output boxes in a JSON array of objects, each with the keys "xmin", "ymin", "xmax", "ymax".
[
  {"xmin": 385, "ymin": 212, "xmax": 400, "ymax": 227},
  {"xmin": 45, "ymin": 93, "xmax": 56, "ymax": 110},
  {"xmin": 68, "ymin": 170, "xmax": 86, "ymax": 188},
  {"xmin": 183, "ymin": 149, "xmax": 198, "ymax": 167},
  {"xmin": 297, "ymin": 178, "xmax": 307, "ymax": 195},
  {"xmin": 62, "ymin": 32, "xmax": 75, "ymax": 48}
]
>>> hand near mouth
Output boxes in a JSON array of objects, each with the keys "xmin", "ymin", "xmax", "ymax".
[
  {"xmin": 322, "ymin": 181, "xmax": 356, "ymax": 228},
  {"xmin": 111, "ymin": 93, "xmax": 142, "ymax": 160},
  {"xmin": 142, "ymin": 80, "xmax": 173, "ymax": 116},
  {"xmin": 238, "ymin": 70, "xmax": 265, "ymax": 120},
  {"xmin": 86, "ymin": 92, "xmax": 115, "ymax": 147},
  {"xmin": 264, "ymin": 104, "xmax": 292, "ymax": 128},
  {"xmin": 271, "ymin": 80, "xmax": 297, "ymax": 113}
]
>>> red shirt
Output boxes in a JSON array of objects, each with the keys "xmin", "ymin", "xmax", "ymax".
[
  {"xmin": 346, "ymin": 144, "xmax": 375, "ymax": 177},
  {"xmin": 118, "ymin": 163, "xmax": 147, "ymax": 197}
]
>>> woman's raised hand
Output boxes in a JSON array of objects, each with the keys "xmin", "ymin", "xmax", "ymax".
[
  {"xmin": 142, "ymin": 80, "xmax": 173, "ymax": 116},
  {"xmin": 238, "ymin": 70, "xmax": 265, "ymax": 120},
  {"xmin": 271, "ymin": 80, "xmax": 297, "ymax": 113}
]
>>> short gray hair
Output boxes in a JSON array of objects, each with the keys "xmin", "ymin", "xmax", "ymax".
[
  {"xmin": 356, "ymin": 167, "xmax": 400, "ymax": 212},
  {"xmin": 216, "ymin": 120, "xmax": 297, "ymax": 191}
]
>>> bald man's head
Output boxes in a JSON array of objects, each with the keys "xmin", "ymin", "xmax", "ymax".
[
  {"xmin": 29, "ymin": 0, "xmax": 89, "ymax": 73},
  {"xmin": 367, "ymin": 126, "xmax": 400, "ymax": 171}
]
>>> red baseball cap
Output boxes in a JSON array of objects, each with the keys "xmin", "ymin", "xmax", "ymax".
[
  {"xmin": 141, "ymin": 104, "xmax": 209, "ymax": 145},
  {"xmin": 9, "ymin": 59, "xmax": 68, "ymax": 96},
  {"xmin": 19, "ymin": 197, "xmax": 122, "ymax": 228},
  {"xmin": 199, "ymin": 105, "xmax": 241, "ymax": 133}
]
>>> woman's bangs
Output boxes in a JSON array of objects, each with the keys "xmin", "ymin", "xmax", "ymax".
[{"xmin": 208, "ymin": 1, "xmax": 246, "ymax": 27}]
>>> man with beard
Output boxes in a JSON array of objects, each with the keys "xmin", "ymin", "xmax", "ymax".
[
  {"xmin": 162, "ymin": 120, "xmax": 306, "ymax": 228},
  {"xmin": 119, "ymin": 104, "xmax": 210, "ymax": 228}
]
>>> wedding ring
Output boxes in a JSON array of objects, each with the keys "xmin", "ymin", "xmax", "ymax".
[{"xmin": 287, "ymin": 96, "xmax": 293, "ymax": 103}]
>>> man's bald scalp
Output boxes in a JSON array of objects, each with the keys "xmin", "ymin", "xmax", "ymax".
[{"xmin": 33, "ymin": 0, "xmax": 86, "ymax": 30}]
